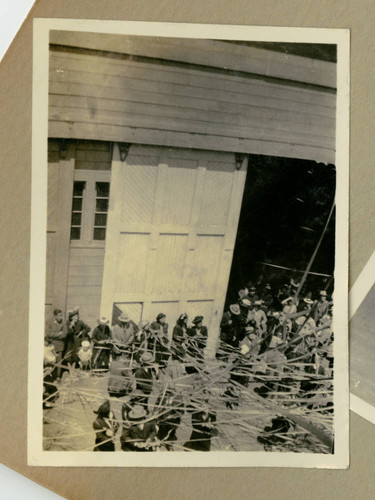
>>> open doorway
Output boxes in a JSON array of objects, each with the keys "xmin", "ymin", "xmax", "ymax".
[{"xmin": 225, "ymin": 154, "xmax": 336, "ymax": 309}]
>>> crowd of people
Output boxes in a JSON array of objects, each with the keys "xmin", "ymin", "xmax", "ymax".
[
  {"xmin": 43, "ymin": 275, "xmax": 334, "ymax": 452},
  {"xmin": 44, "ymin": 308, "xmax": 216, "ymax": 451},
  {"xmin": 218, "ymin": 277, "xmax": 334, "ymax": 445}
]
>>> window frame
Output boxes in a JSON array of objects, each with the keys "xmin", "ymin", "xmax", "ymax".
[{"xmin": 70, "ymin": 170, "xmax": 111, "ymax": 248}]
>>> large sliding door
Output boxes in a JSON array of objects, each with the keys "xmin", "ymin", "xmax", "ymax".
[{"xmin": 101, "ymin": 144, "xmax": 247, "ymax": 349}]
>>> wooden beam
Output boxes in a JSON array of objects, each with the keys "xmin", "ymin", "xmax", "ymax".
[{"xmin": 49, "ymin": 121, "xmax": 335, "ymax": 164}]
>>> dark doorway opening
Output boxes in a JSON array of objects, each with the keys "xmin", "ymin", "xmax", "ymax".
[{"xmin": 224, "ymin": 154, "xmax": 336, "ymax": 309}]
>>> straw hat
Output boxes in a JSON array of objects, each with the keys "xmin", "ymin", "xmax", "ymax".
[
  {"xmin": 98, "ymin": 316, "xmax": 110, "ymax": 325},
  {"xmin": 303, "ymin": 298, "xmax": 314, "ymax": 305},
  {"xmin": 140, "ymin": 351, "xmax": 154, "ymax": 364},
  {"xmin": 229, "ymin": 304, "xmax": 241, "ymax": 315},
  {"xmin": 118, "ymin": 312, "xmax": 130, "ymax": 322},
  {"xmin": 127, "ymin": 404, "xmax": 148, "ymax": 421},
  {"xmin": 241, "ymin": 299, "xmax": 252, "ymax": 308}
]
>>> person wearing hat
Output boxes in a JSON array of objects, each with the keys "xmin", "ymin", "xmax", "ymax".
[
  {"xmin": 258, "ymin": 310, "xmax": 282, "ymax": 354},
  {"xmin": 217, "ymin": 304, "xmax": 243, "ymax": 361},
  {"xmin": 294, "ymin": 304, "xmax": 316, "ymax": 339},
  {"xmin": 239, "ymin": 326, "xmax": 259, "ymax": 356},
  {"xmin": 314, "ymin": 290, "xmax": 330, "ymax": 322},
  {"xmin": 112, "ymin": 311, "xmax": 138, "ymax": 357},
  {"xmin": 260, "ymin": 283, "xmax": 274, "ymax": 310},
  {"xmin": 149, "ymin": 313, "xmax": 170, "ymax": 370},
  {"xmin": 120, "ymin": 405, "xmax": 159, "ymax": 451},
  {"xmin": 133, "ymin": 351, "xmax": 157, "ymax": 405},
  {"xmin": 247, "ymin": 284, "xmax": 259, "ymax": 305},
  {"xmin": 162, "ymin": 343, "xmax": 186, "ymax": 384},
  {"xmin": 45, "ymin": 308, "xmax": 68, "ymax": 380},
  {"xmin": 150, "ymin": 313, "xmax": 169, "ymax": 337},
  {"xmin": 315, "ymin": 313, "xmax": 332, "ymax": 346},
  {"xmin": 187, "ymin": 316, "xmax": 208, "ymax": 342},
  {"xmin": 184, "ymin": 402, "xmax": 217, "ymax": 451},
  {"xmin": 281, "ymin": 296, "xmax": 297, "ymax": 316},
  {"xmin": 133, "ymin": 320, "xmax": 152, "ymax": 361},
  {"xmin": 172, "ymin": 313, "xmax": 188, "ymax": 346},
  {"xmin": 187, "ymin": 316, "xmax": 208, "ymax": 351},
  {"xmin": 107, "ymin": 349, "xmax": 133, "ymax": 398},
  {"xmin": 280, "ymin": 282, "xmax": 292, "ymax": 300},
  {"xmin": 156, "ymin": 389, "xmax": 185, "ymax": 449},
  {"xmin": 184, "ymin": 316, "xmax": 207, "ymax": 374},
  {"xmin": 237, "ymin": 288, "xmax": 249, "ymax": 301},
  {"xmin": 65, "ymin": 307, "xmax": 91, "ymax": 367},
  {"xmin": 93, "ymin": 400, "xmax": 119, "ymax": 451},
  {"xmin": 248, "ymin": 300, "xmax": 267, "ymax": 337},
  {"xmin": 77, "ymin": 340, "xmax": 93, "ymax": 370},
  {"xmin": 237, "ymin": 297, "xmax": 252, "ymax": 334},
  {"xmin": 227, "ymin": 324, "xmax": 260, "ymax": 398},
  {"xmin": 91, "ymin": 317, "xmax": 112, "ymax": 370}
]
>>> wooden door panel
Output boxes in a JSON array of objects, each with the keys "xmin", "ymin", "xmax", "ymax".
[
  {"xmin": 101, "ymin": 144, "xmax": 247, "ymax": 345},
  {"xmin": 184, "ymin": 235, "xmax": 224, "ymax": 294},
  {"xmin": 115, "ymin": 233, "xmax": 149, "ymax": 294},
  {"xmin": 148, "ymin": 234, "xmax": 188, "ymax": 296},
  {"xmin": 120, "ymin": 162, "xmax": 158, "ymax": 224},
  {"xmin": 112, "ymin": 302, "xmax": 143, "ymax": 326}
]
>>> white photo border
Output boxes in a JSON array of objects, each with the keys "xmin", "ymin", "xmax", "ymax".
[{"xmin": 29, "ymin": 18, "xmax": 350, "ymax": 468}]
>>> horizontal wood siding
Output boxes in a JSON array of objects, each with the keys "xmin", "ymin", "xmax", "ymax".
[
  {"xmin": 49, "ymin": 32, "xmax": 336, "ymax": 88},
  {"xmin": 49, "ymin": 49, "xmax": 336, "ymax": 164}
]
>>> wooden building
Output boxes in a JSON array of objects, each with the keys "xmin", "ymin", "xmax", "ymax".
[{"xmin": 45, "ymin": 31, "xmax": 337, "ymax": 348}]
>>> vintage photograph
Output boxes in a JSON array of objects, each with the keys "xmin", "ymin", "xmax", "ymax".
[
  {"xmin": 350, "ymin": 251, "xmax": 375, "ymax": 424},
  {"xmin": 29, "ymin": 20, "xmax": 349, "ymax": 467}
]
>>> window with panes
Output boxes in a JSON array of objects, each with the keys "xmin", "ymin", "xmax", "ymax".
[{"xmin": 69, "ymin": 172, "xmax": 111, "ymax": 244}]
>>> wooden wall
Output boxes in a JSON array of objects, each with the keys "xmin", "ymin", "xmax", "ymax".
[
  {"xmin": 65, "ymin": 246, "xmax": 105, "ymax": 328},
  {"xmin": 46, "ymin": 141, "xmax": 75, "ymax": 319},
  {"xmin": 100, "ymin": 144, "xmax": 247, "ymax": 349},
  {"xmin": 48, "ymin": 41, "xmax": 336, "ymax": 164},
  {"xmin": 46, "ymin": 140, "xmax": 111, "ymax": 327}
]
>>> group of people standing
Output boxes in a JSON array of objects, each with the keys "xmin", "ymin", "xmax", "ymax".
[
  {"xmin": 219, "ymin": 278, "xmax": 332, "ymax": 358},
  {"xmin": 44, "ymin": 307, "xmax": 215, "ymax": 451},
  {"xmin": 92, "ymin": 311, "xmax": 213, "ymax": 452},
  {"xmin": 218, "ymin": 277, "xmax": 334, "ymax": 416},
  {"xmin": 44, "ymin": 275, "xmax": 333, "ymax": 451}
]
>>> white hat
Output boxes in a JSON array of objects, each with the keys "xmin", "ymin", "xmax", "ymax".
[
  {"xmin": 319, "ymin": 290, "xmax": 327, "ymax": 296},
  {"xmin": 303, "ymin": 298, "xmax": 314, "ymax": 305},
  {"xmin": 118, "ymin": 312, "xmax": 130, "ymax": 322},
  {"xmin": 241, "ymin": 299, "xmax": 252, "ymax": 308},
  {"xmin": 229, "ymin": 304, "xmax": 241, "ymax": 315},
  {"xmin": 81, "ymin": 340, "xmax": 90, "ymax": 348}
]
